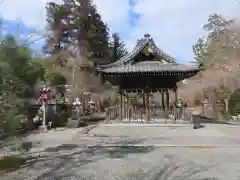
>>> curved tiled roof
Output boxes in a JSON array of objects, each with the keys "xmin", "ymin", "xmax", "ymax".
[
  {"xmin": 98, "ymin": 34, "xmax": 199, "ymax": 73},
  {"xmin": 101, "ymin": 61, "xmax": 198, "ymax": 73}
]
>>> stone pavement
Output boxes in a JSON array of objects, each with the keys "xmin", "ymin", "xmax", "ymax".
[{"xmin": 1, "ymin": 123, "xmax": 240, "ymax": 180}]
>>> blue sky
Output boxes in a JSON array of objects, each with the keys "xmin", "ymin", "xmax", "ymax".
[
  {"xmin": 0, "ymin": 0, "xmax": 240, "ymax": 62},
  {"xmin": 1, "ymin": 19, "xmax": 44, "ymax": 51}
]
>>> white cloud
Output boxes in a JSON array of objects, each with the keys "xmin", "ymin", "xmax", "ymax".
[
  {"xmin": 92, "ymin": 0, "xmax": 130, "ymax": 33},
  {"xmin": 128, "ymin": 0, "xmax": 240, "ymax": 62},
  {"xmin": 0, "ymin": 0, "xmax": 239, "ymax": 61},
  {"xmin": 0, "ymin": 0, "xmax": 130, "ymax": 31},
  {"xmin": 0, "ymin": 0, "xmax": 49, "ymax": 30}
]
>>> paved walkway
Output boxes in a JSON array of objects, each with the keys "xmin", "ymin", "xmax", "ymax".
[{"xmin": 1, "ymin": 123, "xmax": 240, "ymax": 179}]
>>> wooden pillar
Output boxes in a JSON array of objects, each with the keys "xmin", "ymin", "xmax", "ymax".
[
  {"xmin": 159, "ymin": 91, "xmax": 162, "ymax": 107},
  {"xmin": 122, "ymin": 90, "xmax": 126, "ymax": 121},
  {"xmin": 126, "ymin": 91, "xmax": 130, "ymax": 122},
  {"xmin": 174, "ymin": 86, "xmax": 178, "ymax": 104},
  {"xmin": 161, "ymin": 92, "xmax": 165, "ymax": 109},
  {"xmin": 120, "ymin": 89, "xmax": 123, "ymax": 121},
  {"xmin": 166, "ymin": 90, "xmax": 169, "ymax": 109},
  {"xmin": 164, "ymin": 91, "xmax": 170, "ymax": 119},
  {"xmin": 143, "ymin": 91, "xmax": 146, "ymax": 111},
  {"xmin": 173, "ymin": 86, "xmax": 178, "ymax": 121},
  {"xmin": 146, "ymin": 90, "xmax": 150, "ymax": 122}
]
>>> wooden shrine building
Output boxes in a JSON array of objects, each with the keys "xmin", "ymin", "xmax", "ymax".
[{"xmin": 97, "ymin": 34, "xmax": 200, "ymax": 122}]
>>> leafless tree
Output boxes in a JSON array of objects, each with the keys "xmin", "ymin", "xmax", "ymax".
[{"xmin": 179, "ymin": 13, "xmax": 240, "ymax": 119}]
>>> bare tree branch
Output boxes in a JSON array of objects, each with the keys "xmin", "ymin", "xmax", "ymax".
[{"xmin": 21, "ymin": 28, "xmax": 48, "ymax": 46}]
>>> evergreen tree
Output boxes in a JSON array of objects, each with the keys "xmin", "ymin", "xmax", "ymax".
[
  {"xmin": 203, "ymin": 14, "xmax": 233, "ymax": 42},
  {"xmin": 88, "ymin": 7, "xmax": 110, "ymax": 64},
  {"xmin": 0, "ymin": 34, "xmax": 44, "ymax": 134},
  {"xmin": 109, "ymin": 33, "xmax": 128, "ymax": 62},
  {"xmin": 203, "ymin": 14, "xmax": 235, "ymax": 66},
  {"xmin": 45, "ymin": 0, "xmax": 110, "ymax": 96},
  {"xmin": 192, "ymin": 14, "xmax": 235, "ymax": 69},
  {"xmin": 45, "ymin": 0, "xmax": 110, "ymax": 65},
  {"xmin": 192, "ymin": 38, "xmax": 207, "ymax": 68}
]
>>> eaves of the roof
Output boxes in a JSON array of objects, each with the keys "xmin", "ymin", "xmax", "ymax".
[{"xmin": 99, "ymin": 61, "xmax": 199, "ymax": 74}]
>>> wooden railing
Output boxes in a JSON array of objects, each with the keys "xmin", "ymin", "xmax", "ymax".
[
  {"xmin": 105, "ymin": 105, "xmax": 193, "ymax": 123},
  {"xmin": 105, "ymin": 105, "xmax": 121, "ymax": 122}
]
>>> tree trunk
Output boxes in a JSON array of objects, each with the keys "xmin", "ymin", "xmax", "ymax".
[{"xmin": 72, "ymin": 0, "xmax": 92, "ymax": 99}]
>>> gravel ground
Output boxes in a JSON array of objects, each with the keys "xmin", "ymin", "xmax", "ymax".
[{"xmin": 1, "ymin": 123, "xmax": 240, "ymax": 180}]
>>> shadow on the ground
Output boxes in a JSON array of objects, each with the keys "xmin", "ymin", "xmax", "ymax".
[
  {"xmin": 1, "ymin": 137, "xmax": 154, "ymax": 179},
  {"xmin": 44, "ymin": 144, "xmax": 79, "ymax": 152},
  {"xmin": 2, "ymin": 143, "xmax": 236, "ymax": 180},
  {"xmin": 33, "ymin": 138, "xmax": 153, "ymax": 179},
  {"xmin": 193, "ymin": 124, "xmax": 205, "ymax": 129},
  {"xmin": 192, "ymin": 115, "xmax": 233, "ymax": 125},
  {"xmin": 125, "ymin": 155, "xmax": 229, "ymax": 180}
]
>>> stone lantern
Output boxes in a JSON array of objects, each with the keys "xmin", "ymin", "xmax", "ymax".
[
  {"xmin": 89, "ymin": 98, "xmax": 96, "ymax": 113},
  {"xmin": 176, "ymin": 98, "xmax": 183, "ymax": 108},
  {"xmin": 72, "ymin": 97, "xmax": 82, "ymax": 119},
  {"xmin": 39, "ymin": 86, "xmax": 52, "ymax": 130}
]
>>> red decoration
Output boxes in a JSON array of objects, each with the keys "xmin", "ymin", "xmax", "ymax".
[{"xmin": 39, "ymin": 87, "xmax": 52, "ymax": 105}]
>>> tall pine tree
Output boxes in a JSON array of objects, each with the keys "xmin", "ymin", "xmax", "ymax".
[
  {"xmin": 44, "ymin": 2, "xmax": 71, "ymax": 67},
  {"xmin": 45, "ymin": 0, "xmax": 110, "ymax": 65},
  {"xmin": 109, "ymin": 33, "xmax": 128, "ymax": 62},
  {"xmin": 45, "ymin": 0, "xmax": 110, "ymax": 96}
]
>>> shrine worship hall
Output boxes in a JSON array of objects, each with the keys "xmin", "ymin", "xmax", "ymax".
[{"xmin": 97, "ymin": 34, "xmax": 200, "ymax": 123}]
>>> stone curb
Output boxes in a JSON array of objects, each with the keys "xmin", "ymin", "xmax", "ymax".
[
  {"xmin": 101, "ymin": 124, "xmax": 193, "ymax": 127},
  {"xmin": 86, "ymin": 144, "xmax": 240, "ymax": 147}
]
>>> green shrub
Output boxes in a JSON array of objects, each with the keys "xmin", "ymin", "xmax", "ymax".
[{"xmin": 229, "ymin": 89, "xmax": 240, "ymax": 116}]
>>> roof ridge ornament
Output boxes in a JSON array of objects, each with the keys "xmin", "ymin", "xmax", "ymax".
[
  {"xmin": 135, "ymin": 33, "xmax": 153, "ymax": 47},
  {"xmin": 144, "ymin": 33, "xmax": 154, "ymax": 42},
  {"xmin": 144, "ymin": 33, "xmax": 151, "ymax": 40}
]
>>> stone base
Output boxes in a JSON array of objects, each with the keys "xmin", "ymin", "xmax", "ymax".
[{"xmin": 39, "ymin": 125, "xmax": 48, "ymax": 132}]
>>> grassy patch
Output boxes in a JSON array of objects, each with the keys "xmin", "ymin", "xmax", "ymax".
[{"xmin": 0, "ymin": 156, "xmax": 36, "ymax": 172}]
